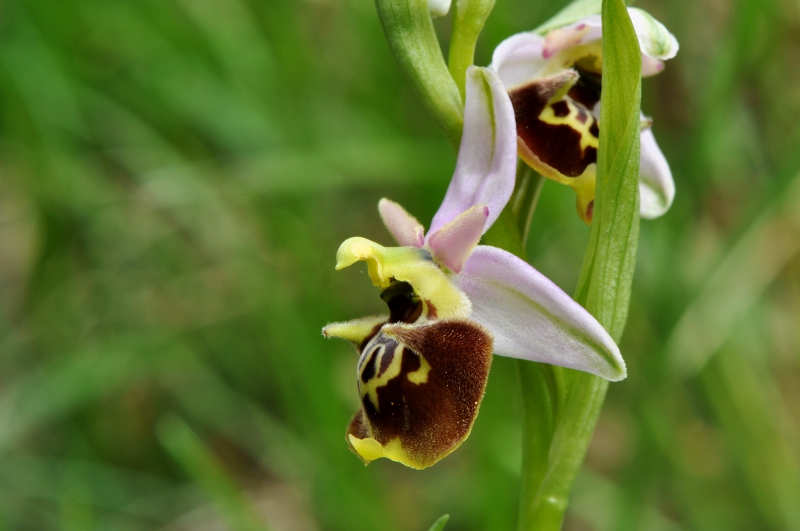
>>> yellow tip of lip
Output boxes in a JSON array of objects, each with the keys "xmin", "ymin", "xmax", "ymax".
[
  {"xmin": 348, "ymin": 435, "xmax": 382, "ymax": 463},
  {"xmin": 334, "ymin": 237, "xmax": 392, "ymax": 287},
  {"xmin": 348, "ymin": 435, "xmax": 427, "ymax": 469},
  {"xmin": 335, "ymin": 237, "xmax": 383, "ymax": 270},
  {"xmin": 323, "ymin": 316, "xmax": 387, "ymax": 344}
]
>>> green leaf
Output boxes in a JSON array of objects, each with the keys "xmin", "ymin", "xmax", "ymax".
[
  {"xmin": 575, "ymin": 0, "xmax": 642, "ymax": 340},
  {"xmin": 427, "ymin": 514, "xmax": 450, "ymax": 531}
]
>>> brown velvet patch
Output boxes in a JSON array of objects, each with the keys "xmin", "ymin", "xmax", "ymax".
[
  {"xmin": 353, "ymin": 320, "xmax": 493, "ymax": 468},
  {"xmin": 347, "ymin": 408, "xmax": 369, "ymax": 440},
  {"xmin": 510, "ymin": 77, "xmax": 599, "ymax": 178},
  {"xmin": 424, "ymin": 300, "xmax": 437, "ymax": 320}
]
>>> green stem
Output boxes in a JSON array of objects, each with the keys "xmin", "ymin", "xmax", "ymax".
[
  {"xmin": 506, "ymin": 231, "xmax": 616, "ymax": 531},
  {"xmin": 448, "ymin": 0, "xmax": 496, "ymax": 100},
  {"xmin": 519, "ymin": 371, "xmax": 608, "ymax": 531},
  {"xmin": 516, "ymin": 361, "xmax": 560, "ymax": 530},
  {"xmin": 487, "ymin": 198, "xmax": 609, "ymax": 531},
  {"xmin": 511, "ymin": 163, "xmax": 546, "ymax": 243},
  {"xmin": 485, "ymin": 161, "xmax": 567, "ymax": 531},
  {"xmin": 374, "ymin": 0, "xmax": 465, "ymax": 149}
]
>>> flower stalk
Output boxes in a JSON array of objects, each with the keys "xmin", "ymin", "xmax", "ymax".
[
  {"xmin": 510, "ymin": 163, "xmax": 545, "ymax": 244},
  {"xmin": 449, "ymin": 0, "xmax": 496, "ymax": 99},
  {"xmin": 374, "ymin": 0, "xmax": 464, "ymax": 149}
]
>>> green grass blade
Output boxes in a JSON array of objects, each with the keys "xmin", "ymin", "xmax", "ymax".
[
  {"xmin": 427, "ymin": 514, "xmax": 451, "ymax": 531},
  {"xmin": 157, "ymin": 416, "xmax": 268, "ymax": 531},
  {"xmin": 667, "ymin": 171, "xmax": 800, "ymax": 376}
]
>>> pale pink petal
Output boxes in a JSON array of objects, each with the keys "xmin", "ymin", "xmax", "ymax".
[
  {"xmin": 641, "ymin": 55, "xmax": 665, "ymax": 77},
  {"xmin": 453, "ymin": 246, "xmax": 626, "ymax": 381},
  {"xmin": 429, "ymin": 67, "xmax": 516, "ymax": 236},
  {"xmin": 542, "ymin": 17, "xmax": 602, "ymax": 58},
  {"xmin": 490, "ymin": 32, "xmax": 548, "ymax": 89},
  {"xmin": 428, "ymin": 204, "xmax": 489, "ymax": 273},
  {"xmin": 378, "ymin": 198, "xmax": 425, "ymax": 247},
  {"xmin": 639, "ymin": 128, "xmax": 675, "ymax": 219}
]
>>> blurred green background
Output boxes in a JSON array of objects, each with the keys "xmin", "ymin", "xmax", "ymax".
[{"xmin": 0, "ymin": 0, "xmax": 799, "ymax": 529}]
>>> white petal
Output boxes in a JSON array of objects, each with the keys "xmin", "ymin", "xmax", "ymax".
[
  {"xmin": 503, "ymin": 9, "xmax": 677, "ymax": 81},
  {"xmin": 490, "ymin": 32, "xmax": 548, "ymax": 88},
  {"xmin": 628, "ymin": 8, "xmax": 679, "ymax": 62},
  {"xmin": 428, "ymin": 67, "xmax": 517, "ymax": 236},
  {"xmin": 428, "ymin": 0, "xmax": 451, "ymax": 17},
  {"xmin": 639, "ymin": 128, "xmax": 675, "ymax": 219},
  {"xmin": 454, "ymin": 246, "xmax": 626, "ymax": 381},
  {"xmin": 378, "ymin": 198, "xmax": 425, "ymax": 247}
]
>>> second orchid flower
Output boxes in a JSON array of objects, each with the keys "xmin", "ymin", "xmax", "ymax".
[{"xmin": 491, "ymin": 7, "xmax": 679, "ymax": 223}]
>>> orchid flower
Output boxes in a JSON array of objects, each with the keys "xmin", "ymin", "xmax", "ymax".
[
  {"xmin": 323, "ymin": 66, "xmax": 626, "ymax": 470},
  {"xmin": 490, "ymin": 7, "xmax": 679, "ymax": 223}
]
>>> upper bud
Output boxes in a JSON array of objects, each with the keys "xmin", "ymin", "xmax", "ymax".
[{"xmin": 428, "ymin": 0, "xmax": 451, "ymax": 17}]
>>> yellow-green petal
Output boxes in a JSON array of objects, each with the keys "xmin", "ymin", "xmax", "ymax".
[
  {"xmin": 322, "ymin": 316, "xmax": 388, "ymax": 348},
  {"xmin": 335, "ymin": 237, "xmax": 471, "ymax": 320}
]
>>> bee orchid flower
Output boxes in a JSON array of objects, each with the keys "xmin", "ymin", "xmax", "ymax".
[
  {"xmin": 323, "ymin": 66, "xmax": 626, "ymax": 470},
  {"xmin": 490, "ymin": 7, "xmax": 679, "ymax": 223}
]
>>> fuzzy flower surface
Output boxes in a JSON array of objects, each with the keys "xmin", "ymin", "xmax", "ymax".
[
  {"xmin": 323, "ymin": 66, "xmax": 626, "ymax": 470},
  {"xmin": 490, "ymin": 7, "xmax": 679, "ymax": 223}
]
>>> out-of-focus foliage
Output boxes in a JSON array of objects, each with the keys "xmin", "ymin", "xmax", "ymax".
[{"xmin": 0, "ymin": 0, "xmax": 798, "ymax": 530}]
